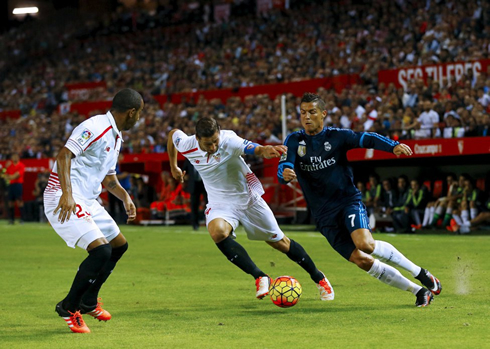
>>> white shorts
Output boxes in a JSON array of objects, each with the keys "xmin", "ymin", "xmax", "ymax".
[
  {"xmin": 44, "ymin": 192, "xmax": 120, "ymax": 249},
  {"xmin": 205, "ymin": 197, "xmax": 284, "ymax": 242}
]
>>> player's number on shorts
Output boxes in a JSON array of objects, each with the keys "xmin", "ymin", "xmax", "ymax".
[
  {"xmin": 75, "ymin": 204, "xmax": 90, "ymax": 218},
  {"xmin": 348, "ymin": 214, "xmax": 356, "ymax": 227}
]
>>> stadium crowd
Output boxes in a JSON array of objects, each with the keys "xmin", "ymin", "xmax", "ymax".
[{"xmin": 1, "ymin": 0, "xmax": 490, "ymax": 159}]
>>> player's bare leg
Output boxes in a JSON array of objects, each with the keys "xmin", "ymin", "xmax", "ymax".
[{"xmin": 267, "ymin": 236, "xmax": 334, "ymax": 300}]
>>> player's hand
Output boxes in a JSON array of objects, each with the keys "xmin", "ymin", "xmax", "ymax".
[
  {"xmin": 262, "ymin": 145, "xmax": 287, "ymax": 159},
  {"xmin": 393, "ymin": 144, "xmax": 413, "ymax": 156},
  {"xmin": 170, "ymin": 167, "xmax": 186, "ymax": 183},
  {"xmin": 282, "ymin": 168, "xmax": 297, "ymax": 182},
  {"xmin": 54, "ymin": 193, "xmax": 77, "ymax": 224},
  {"xmin": 123, "ymin": 198, "xmax": 137, "ymax": 223}
]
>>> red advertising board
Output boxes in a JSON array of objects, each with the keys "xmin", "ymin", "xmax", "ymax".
[
  {"xmin": 154, "ymin": 74, "xmax": 360, "ymax": 105},
  {"xmin": 347, "ymin": 137, "xmax": 490, "ymax": 161},
  {"xmin": 378, "ymin": 59, "xmax": 490, "ymax": 90},
  {"xmin": 0, "ymin": 109, "xmax": 21, "ymax": 120},
  {"xmin": 65, "ymin": 81, "xmax": 107, "ymax": 101}
]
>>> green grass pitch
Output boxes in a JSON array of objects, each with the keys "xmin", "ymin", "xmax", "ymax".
[{"xmin": 0, "ymin": 222, "xmax": 489, "ymax": 348}]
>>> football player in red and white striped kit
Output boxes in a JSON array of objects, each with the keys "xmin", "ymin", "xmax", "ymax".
[{"xmin": 168, "ymin": 117, "xmax": 335, "ymax": 302}]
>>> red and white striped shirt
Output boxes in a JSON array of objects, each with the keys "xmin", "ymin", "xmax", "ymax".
[
  {"xmin": 44, "ymin": 111, "xmax": 122, "ymax": 202},
  {"xmin": 173, "ymin": 130, "xmax": 264, "ymax": 207}
]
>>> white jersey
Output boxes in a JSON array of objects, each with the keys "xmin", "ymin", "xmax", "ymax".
[
  {"xmin": 44, "ymin": 111, "xmax": 123, "ymax": 202},
  {"xmin": 173, "ymin": 130, "xmax": 264, "ymax": 207}
]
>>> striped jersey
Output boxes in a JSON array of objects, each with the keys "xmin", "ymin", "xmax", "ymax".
[
  {"xmin": 172, "ymin": 129, "xmax": 264, "ymax": 207},
  {"xmin": 277, "ymin": 128, "xmax": 399, "ymax": 223},
  {"xmin": 44, "ymin": 111, "xmax": 122, "ymax": 202}
]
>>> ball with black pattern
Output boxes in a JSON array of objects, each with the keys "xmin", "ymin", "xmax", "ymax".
[{"xmin": 269, "ymin": 276, "xmax": 302, "ymax": 308}]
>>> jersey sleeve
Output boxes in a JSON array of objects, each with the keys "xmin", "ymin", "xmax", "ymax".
[
  {"xmin": 277, "ymin": 133, "xmax": 298, "ymax": 184},
  {"xmin": 65, "ymin": 120, "xmax": 97, "ymax": 157},
  {"xmin": 223, "ymin": 131, "xmax": 250, "ymax": 157},
  {"xmin": 341, "ymin": 129, "xmax": 400, "ymax": 153},
  {"xmin": 172, "ymin": 130, "xmax": 196, "ymax": 154}
]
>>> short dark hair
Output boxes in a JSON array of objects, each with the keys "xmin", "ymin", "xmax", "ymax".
[
  {"xmin": 196, "ymin": 117, "xmax": 219, "ymax": 138},
  {"xmin": 300, "ymin": 92, "xmax": 327, "ymax": 111},
  {"xmin": 111, "ymin": 88, "xmax": 142, "ymax": 113}
]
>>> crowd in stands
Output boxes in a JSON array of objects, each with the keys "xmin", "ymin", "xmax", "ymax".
[{"xmin": 2, "ymin": 0, "xmax": 490, "ymax": 160}]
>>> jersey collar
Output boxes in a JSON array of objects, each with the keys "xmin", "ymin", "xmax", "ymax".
[{"xmin": 106, "ymin": 111, "xmax": 123, "ymax": 140}]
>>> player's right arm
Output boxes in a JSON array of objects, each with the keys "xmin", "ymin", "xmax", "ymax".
[
  {"xmin": 167, "ymin": 129, "xmax": 186, "ymax": 183},
  {"xmin": 53, "ymin": 147, "xmax": 77, "ymax": 223},
  {"xmin": 277, "ymin": 133, "xmax": 298, "ymax": 184}
]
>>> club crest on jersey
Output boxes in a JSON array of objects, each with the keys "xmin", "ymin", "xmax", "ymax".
[
  {"xmin": 77, "ymin": 129, "xmax": 93, "ymax": 146},
  {"xmin": 175, "ymin": 137, "xmax": 182, "ymax": 147},
  {"xmin": 324, "ymin": 142, "xmax": 332, "ymax": 152},
  {"xmin": 213, "ymin": 153, "xmax": 221, "ymax": 162},
  {"xmin": 297, "ymin": 140, "xmax": 307, "ymax": 157}
]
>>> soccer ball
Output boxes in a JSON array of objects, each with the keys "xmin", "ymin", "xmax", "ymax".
[{"xmin": 269, "ymin": 276, "xmax": 302, "ymax": 307}]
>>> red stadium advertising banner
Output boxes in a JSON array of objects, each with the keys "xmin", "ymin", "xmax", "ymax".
[
  {"xmin": 347, "ymin": 137, "xmax": 490, "ymax": 161},
  {"xmin": 58, "ymin": 100, "xmax": 112, "ymax": 116},
  {"xmin": 154, "ymin": 74, "xmax": 360, "ymax": 105},
  {"xmin": 0, "ymin": 109, "xmax": 21, "ymax": 120},
  {"xmin": 378, "ymin": 59, "xmax": 490, "ymax": 90},
  {"xmin": 65, "ymin": 81, "xmax": 107, "ymax": 101}
]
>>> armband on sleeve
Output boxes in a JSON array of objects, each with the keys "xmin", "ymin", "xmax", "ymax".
[{"xmin": 244, "ymin": 142, "xmax": 260, "ymax": 155}]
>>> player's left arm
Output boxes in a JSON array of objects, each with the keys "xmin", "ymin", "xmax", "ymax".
[
  {"xmin": 346, "ymin": 130, "xmax": 413, "ymax": 156},
  {"xmin": 245, "ymin": 143, "xmax": 288, "ymax": 159},
  {"xmin": 102, "ymin": 174, "xmax": 136, "ymax": 223}
]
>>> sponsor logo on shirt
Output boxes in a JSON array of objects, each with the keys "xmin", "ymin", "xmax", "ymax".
[
  {"xmin": 299, "ymin": 156, "xmax": 336, "ymax": 172},
  {"xmin": 77, "ymin": 129, "xmax": 94, "ymax": 146},
  {"xmin": 280, "ymin": 152, "xmax": 287, "ymax": 161}
]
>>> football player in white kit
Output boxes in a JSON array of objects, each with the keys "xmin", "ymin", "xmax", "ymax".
[
  {"xmin": 168, "ymin": 117, "xmax": 334, "ymax": 301},
  {"xmin": 44, "ymin": 89, "xmax": 143, "ymax": 333}
]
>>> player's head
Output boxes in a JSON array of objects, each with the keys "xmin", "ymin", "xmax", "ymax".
[
  {"xmin": 196, "ymin": 117, "xmax": 220, "ymax": 155},
  {"xmin": 111, "ymin": 88, "xmax": 144, "ymax": 131},
  {"xmin": 300, "ymin": 92, "xmax": 327, "ymax": 135},
  {"xmin": 10, "ymin": 153, "xmax": 19, "ymax": 163}
]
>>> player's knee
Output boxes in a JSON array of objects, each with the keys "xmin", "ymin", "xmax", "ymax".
[
  {"xmin": 89, "ymin": 243, "xmax": 112, "ymax": 264},
  {"xmin": 267, "ymin": 236, "xmax": 290, "ymax": 253},
  {"xmin": 209, "ymin": 229, "xmax": 229, "ymax": 243},
  {"xmin": 111, "ymin": 242, "xmax": 128, "ymax": 261}
]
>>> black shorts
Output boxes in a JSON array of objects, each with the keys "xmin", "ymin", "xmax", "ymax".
[
  {"xmin": 7, "ymin": 183, "xmax": 23, "ymax": 201},
  {"xmin": 318, "ymin": 200, "xmax": 371, "ymax": 260}
]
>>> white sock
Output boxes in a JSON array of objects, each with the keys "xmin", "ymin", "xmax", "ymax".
[
  {"xmin": 446, "ymin": 207, "xmax": 452, "ymax": 215},
  {"xmin": 372, "ymin": 240, "xmax": 421, "ymax": 277},
  {"xmin": 368, "ymin": 259, "xmax": 422, "ymax": 295},
  {"xmin": 435, "ymin": 206, "xmax": 443, "ymax": 215},
  {"xmin": 429, "ymin": 206, "xmax": 435, "ymax": 217},
  {"xmin": 460, "ymin": 222, "xmax": 471, "ymax": 233},
  {"xmin": 422, "ymin": 207, "xmax": 431, "ymax": 226},
  {"xmin": 461, "ymin": 210, "xmax": 470, "ymax": 224},
  {"xmin": 470, "ymin": 208, "xmax": 478, "ymax": 220}
]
